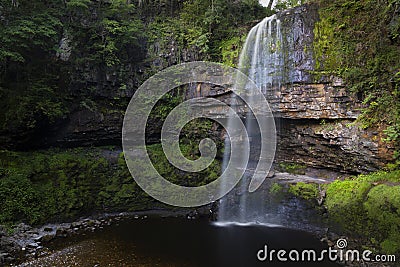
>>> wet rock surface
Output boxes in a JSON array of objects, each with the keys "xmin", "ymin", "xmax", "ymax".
[
  {"xmin": 0, "ymin": 219, "xmax": 112, "ymax": 266},
  {"xmin": 275, "ymin": 119, "xmax": 394, "ymax": 173},
  {"xmin": 0, "ymin": 209, "xmax": 215, "ymax": 266}
]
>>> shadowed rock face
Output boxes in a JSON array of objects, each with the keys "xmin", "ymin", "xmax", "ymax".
[
  {"xmin": 272, "ymin": 4, "xmax": 362, "ymax": 119},
  {"xmin": 278, "ymin": 4, "xmax": 317, "ymax": 84},
  {"xmin": 275, "ymin": 119, "xmax": 393, "ymax": 173},
  {"xmin": 1, "ymin": 3, "xmax": 392, "ymax": 172}
]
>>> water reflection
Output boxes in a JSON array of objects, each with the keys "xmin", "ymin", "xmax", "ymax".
[{"xmin": 19, "ymin": 217, "xmax": 339, "ymax": 267}]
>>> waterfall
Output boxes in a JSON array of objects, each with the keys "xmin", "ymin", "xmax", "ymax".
[
  {"xmin": 238, "ymin": 14, "xmax": 283, "ymax": 108},
  {"xmin": 217, "ymin": 15, "xmax": 283, "ymax": 224}
]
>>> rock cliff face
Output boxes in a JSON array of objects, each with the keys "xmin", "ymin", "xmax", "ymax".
[
  {"xmin": 269, "ymin": 4, "xmax": 362, "ymax": 120},
  {"xmin": 3, "ymin": 3, "xmax": 392, "ymax": 173},
  {"xmin": 178, "ymin": 80, "xmax": 392, "ymax": 173},
  {"xmin": 272, "ymin": 4, "xmax": 393, "ymax": 172},
  {"xmin": 276, "ymin": 119, "xmax": 393, "ymax": 173},
  {"xmin": 180, "ymin": 4, "xmax": 393, "ymax": 173}
]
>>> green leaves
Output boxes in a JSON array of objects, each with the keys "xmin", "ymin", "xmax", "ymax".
[
  {"xmin": 0, "ymin": 149, "xmax": 112, "ymax": 225},
  {"xmin": 314, "ymin": 0, "xmax": 400, "ymax": 160},
  {"xmin": 66, "ymin": 0, "xmax": 91, "ymax": 9},
  {"xmin": 273, "ymin": 0, "xmax": 309, "ymax": 11},
  {"xmin": 0, "ymin": 1, "xmax": 63, "ymax": 62},
  {"xmin": 2, "ymin": 80, "xmax": 67, "ymax": 132}
]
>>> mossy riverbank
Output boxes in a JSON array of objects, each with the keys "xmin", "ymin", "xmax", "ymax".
[
  {"xmin": 288, "ymin": 170, "xmax": 400, "ymax": 255},
  {"xmin": 0, "ymin": 144, "xmax": 221, "ymax": 227}
]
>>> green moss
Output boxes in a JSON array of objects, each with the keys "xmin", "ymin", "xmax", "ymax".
[
  {"xmin": 325, "ymin": 179, "xmax": 372, "ymax": 233},
  {"xmin": 323, "ymin": 171, "xmax": 400, "ymax": 254},
  {"xmin": 356, "ymin": 170, "xmax": 400, "ymax": 183},
  {"xmin": 364, "ymin": 184, "xmax": 400, "ymax": 254},
  {"xmin": 289, "ymin": 182, "xmax": 319, "ymax": 200},
  {"xmin": 313, "ymin": 0, "xmax": 400, "ymax": 160},
  {"xmin": 313, "ymin": 13, "xmax": 341, "ymax": 73},
  {"xmin": 269, "ymin": 182, "xmax": 284, "ymax": 195},
  {"xmin": 278, "ymin": 162, "xmax": 306, "ymax": 175}
]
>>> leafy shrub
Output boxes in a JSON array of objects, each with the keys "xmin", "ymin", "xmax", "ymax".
[{"xmin": 0, "ymin": 170, "xmax": 41, "ymax": 225}]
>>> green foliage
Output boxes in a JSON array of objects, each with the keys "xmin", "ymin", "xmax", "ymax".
[
  {"xmin": 219, "ymin": 36, "xmax": 246, "ymax": 67},
  {"xmin": 4, "ymin": 81, "xmax": 68, "ymax": 131},
  {"xmin": 269, "ymin": 182, "xmax": 284, "ymax": 194},
  {"xmin": 0, "ymin": 171, "xmax": 42, "ymax": 225},
  {"xmin": 66, "ymin": 0, "xmax": 91, "ymax": 9},
  {"xmin": 0, "ymin": 0, "xmax": 267, "ymax": 143},
  {"xmin": 144, "ymin": 0, "xmax": 267, "ymax": 68},
  {"xmin": 0, "ymin": 0, "xmax": 69, "ymax": 133},
  {"xmin": 147, "ymin": 142, "xmax": 221, "ymax": 187},
  {"xmin": 0, "ymin": 0, "xmax": 145, "ymax": 140},
  {"xmin": 0, "ymin": 1, "xmax": 62, "ymax": 63},
  {"xmin": 313, "ymin": 0, "xmax": 400, "ymax": 159},
  {"xmin": 278, "ymin": 162, "xmax": 306, "ymax": 175},
  {"xmin": 0, "ymin": 143, "xmax": 222, "ymax": 225},
  {"xmin": 289, "ymin": 182, "xmax": 319, "ymax": 200},
  {"xmin": 67, "ymin": 0, "xmax": 144, "ymax": 66},
  {"xmin": 178, "ymin": 0, "xmax": 268, "ymax": 61},
  {"xmin": 273, "ymin": 0, "xmax": 310, "ymax": 11},
  {"xmin": 0, "ymin": 148, "xmax": 151, "ymax": 225}
]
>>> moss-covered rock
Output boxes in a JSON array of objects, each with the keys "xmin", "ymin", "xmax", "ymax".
[
  {"xmin": 325, "ymin": 179, "xmax": 373, "ymax": 232},
  {"xmin": 0, "ymin": 145, "xmax": 221, "ymax": 226},
  {"xmin": 278, "ymin": 162, "xmax": 307, "ymax": 175},
  {"xmin": 288, "ymin": 170, "xmax": 400, "ymax": 255},
  {"xmin": 288, "ymin": 182, "xmax": 320, "ymax": 200},
  {"xmin": 286, "ymin": 170, "xmax": 400, "ymax": 254},
  {"xmin": 364, "ymin": 184, "xmax": 400, "ymax": 254}
]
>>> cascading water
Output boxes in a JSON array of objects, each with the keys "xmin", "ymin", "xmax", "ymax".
[
  {"xmin": 238, "ymin": 14, "xmax": 283, "ymax": 110},
  {"xmin": 218, "ymin": 15, "xmax": 284, "ymax": 224},
  {"xmin": 239, "ymin": 15, "xmax": 283, "ymax": 94}
]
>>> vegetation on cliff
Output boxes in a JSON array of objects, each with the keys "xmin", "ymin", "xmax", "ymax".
[
  {"xmin": 313, "ymin": 0, "xmax": 400, "ymax": 165},
  {"xmin": 0, "ymin": 0, "xmax": 267, "ymax": 148},
  {"xmin": 0, "ymin": 0, "xmax": 264, "ymax": 228},
  {"xmin": 307, "ymin": 0, "xmax": 400, "ymax": 254},
  {"xmin": 1, "ymin": 0, "xmax": 400, "ymax": 259}
]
